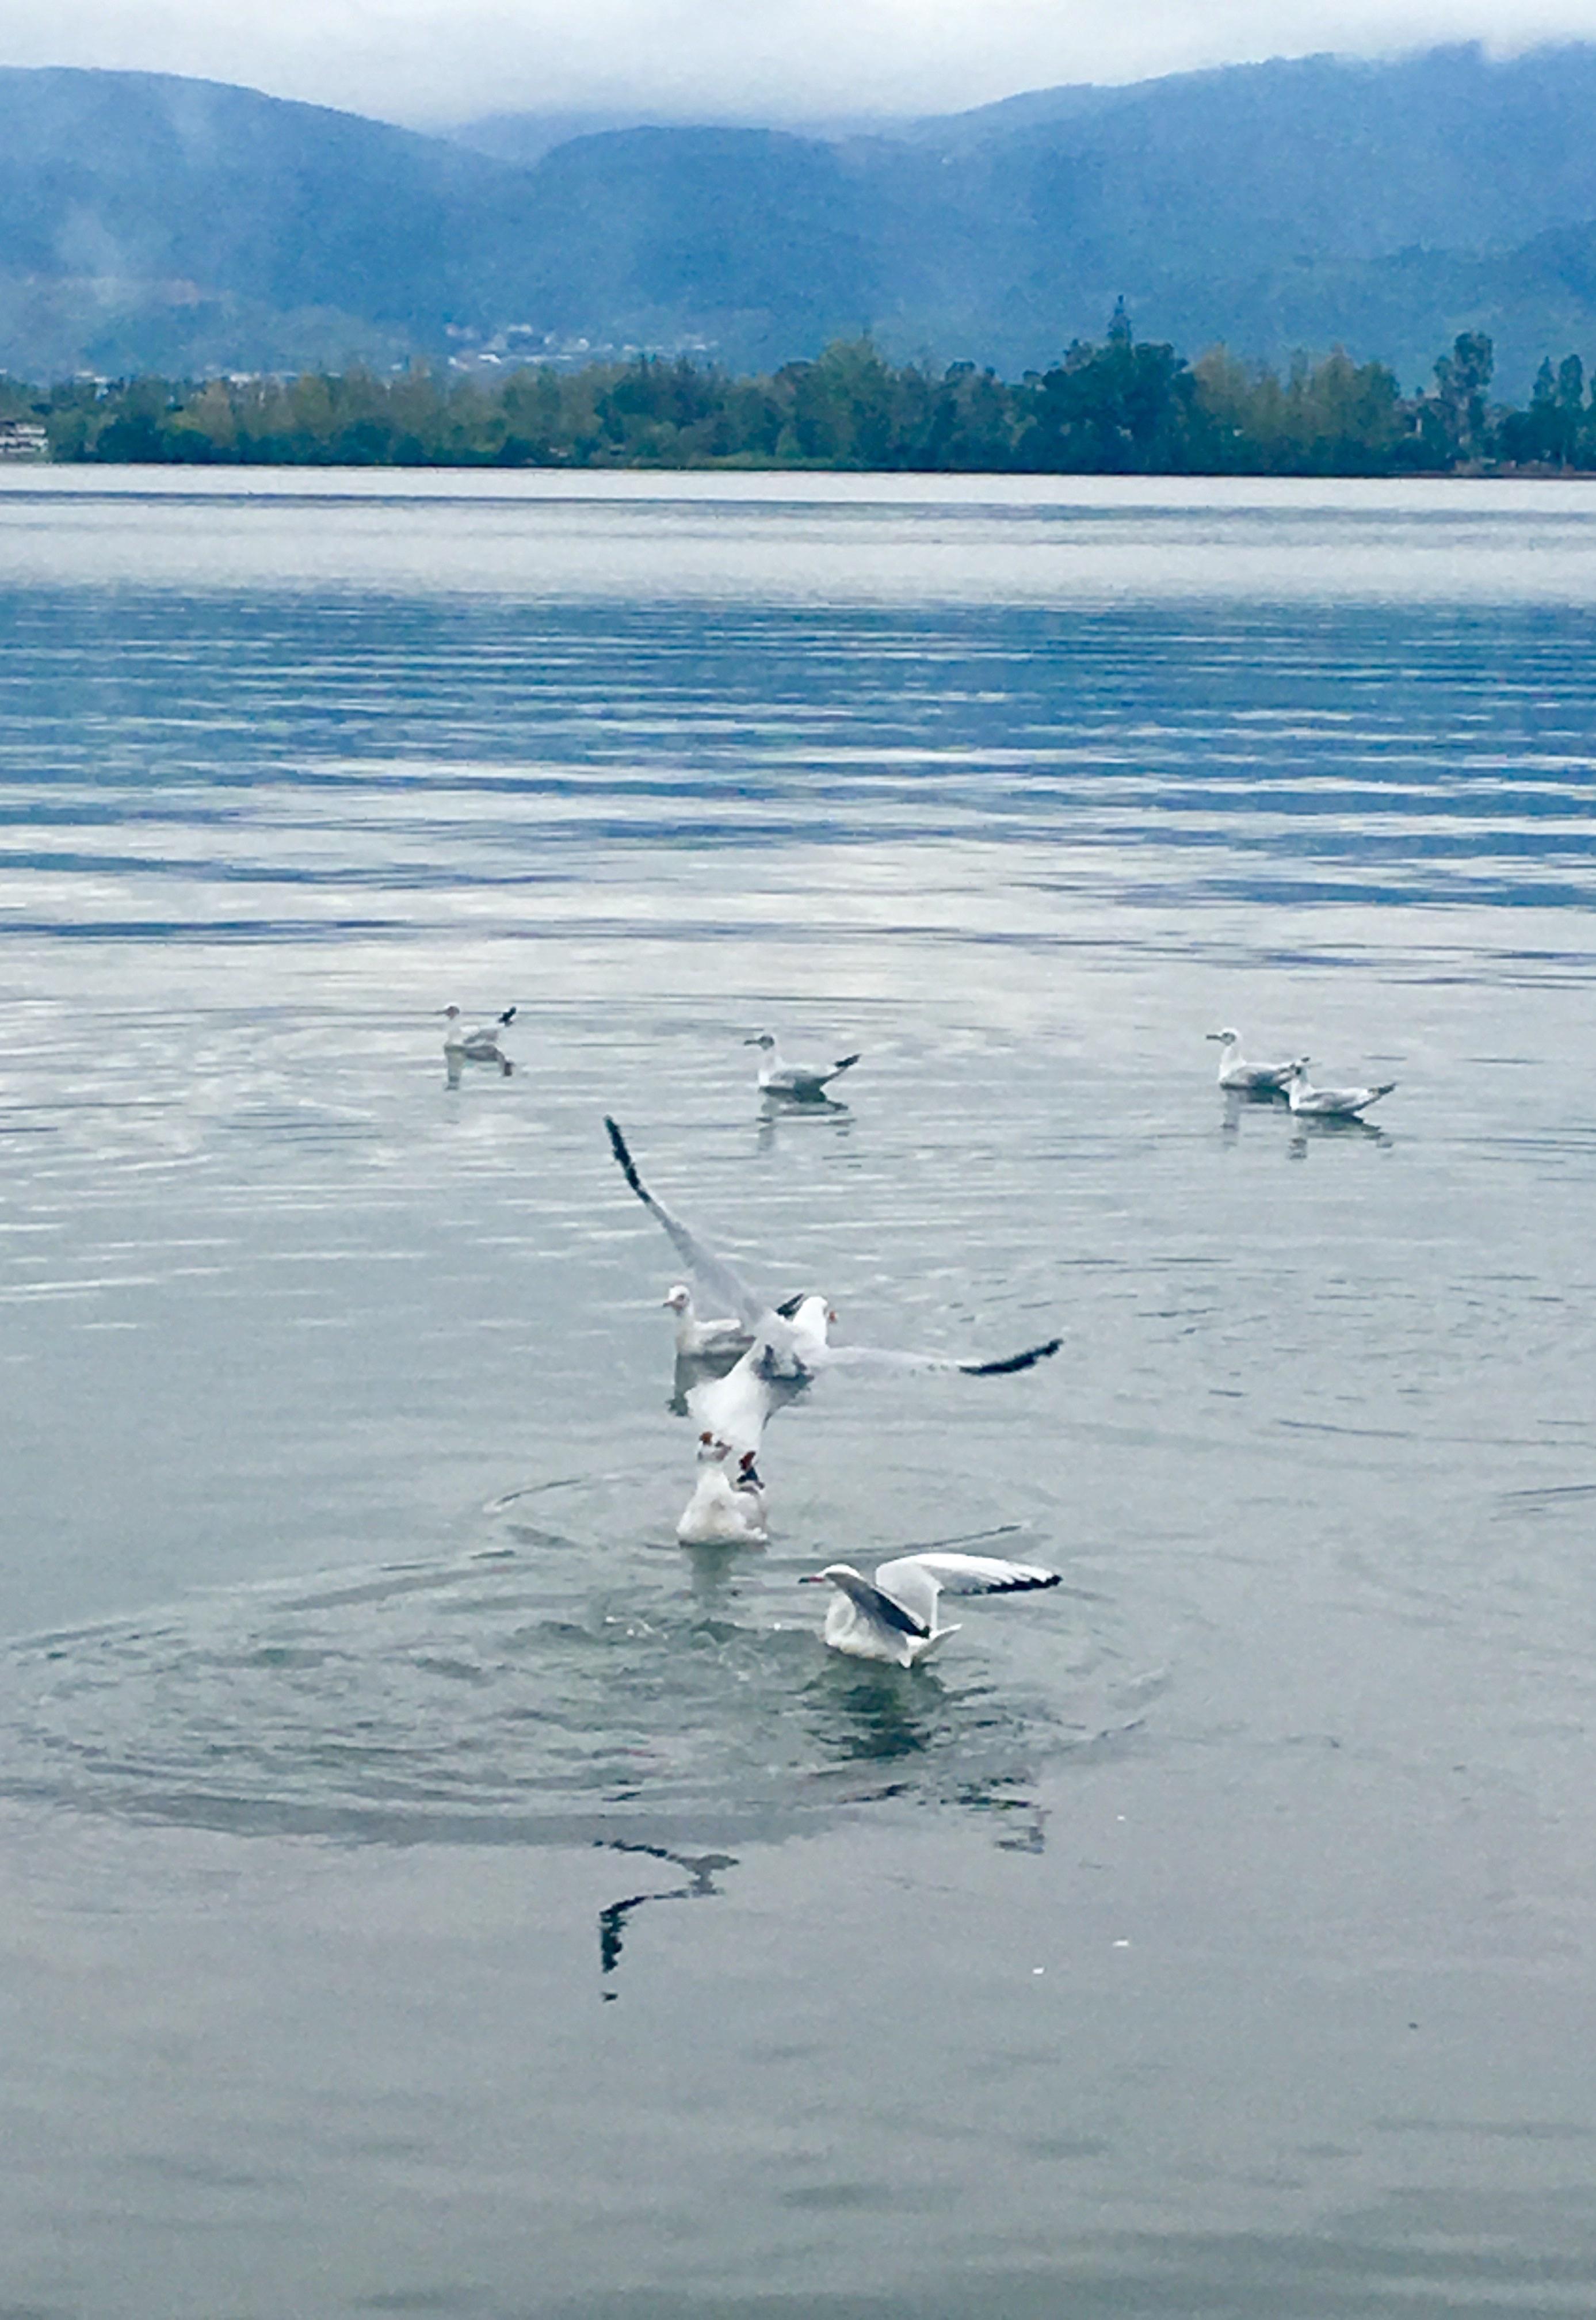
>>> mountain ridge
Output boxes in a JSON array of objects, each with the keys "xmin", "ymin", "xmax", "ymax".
[{"xmin": 3, "ymin": 48, "xmax": 1596, "ymax": 393}]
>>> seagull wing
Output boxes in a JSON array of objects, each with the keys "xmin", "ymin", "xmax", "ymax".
[
  {"xmin": 873, "ymin": 1552, "xmax": 1060, "ymax": 1631},
  {"xmin": 806, "ymin": 1334, "xmax": 1062, "ymax": 1378},
  {"xmin": 828, "ymin": 1566, "xmax": 931, "ymax": 1638},
  {"xmin": 605, "ymin": 1117, "xmax": 772, "ymax": 1334}
]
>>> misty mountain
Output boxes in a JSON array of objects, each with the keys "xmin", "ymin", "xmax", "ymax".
[{"xmin": 5, "ymin": 49, "xmax": 1596, "ymax": 394}]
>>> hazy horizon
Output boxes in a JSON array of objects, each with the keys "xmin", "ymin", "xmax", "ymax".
[{"xmin": 6, "ymin": 3, "xmax": 1596, "ymax": 133}]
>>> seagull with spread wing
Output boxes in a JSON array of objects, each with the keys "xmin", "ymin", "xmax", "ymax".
[
  {"xmin": 799, "ymin": 1552, "xmax": 1062, "ymax": 1667},
  {"xmin": 604, "ymin": 1116, "xmax": 1061, "ymax": 1457}
]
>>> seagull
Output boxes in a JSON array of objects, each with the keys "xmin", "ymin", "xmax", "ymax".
[
  {"xmin": 1205, "ymin": 1028, "xmax": 1301, "ymax": 1094},
  {"xmin": 1285, "ymin": 1060, "xmax": 1396, "ymax": 1119},
  {"xmin": 684, "ymin": 1304, "xmax": 835, "ymax": 1453},
  {"xmin": 440, "ymin": 1005, "xmax": 516, "ymax": 1060},
  {"xmin": 663, "ymin": 1284, "xmax": 753, "ymax": 1361},
  {"xmin": 799, "ymin": 1552, "xmax": 1061, "ymax": 1667},
  {"xmin": 605, "ymin": 1116, "xmax": 1061, "ymax": 1455},
  {"xmin": 745, "ymin": 1032, "xmax": 860, "ymax": 1101},
  {"xmin": 676, "ymin": 1434, "xmax": 769, "ymax": 1546}
]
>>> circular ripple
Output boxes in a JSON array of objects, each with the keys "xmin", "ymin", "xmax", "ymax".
[{"xmin": 0, "ymin": 1484, "xmax": 1128, "ymax": 1848}]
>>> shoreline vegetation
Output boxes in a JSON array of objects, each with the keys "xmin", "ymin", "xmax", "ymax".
[{"xmin": 6, "ymin": 312, "xmax": 1596, "ymax": 476}]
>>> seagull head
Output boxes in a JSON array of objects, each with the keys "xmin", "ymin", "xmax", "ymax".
[
  {"xmin": 438, "ymin": 1005, "xmax": 463, "ymax": 1020},
  {"xmin": 744, "ymin": 1032, "xmax": 776, "ymax": 1051},
  {"xmin": 1206, "ymin": 1028, "xmax": 1239, "ymax": 1045},
  {"xmin": 663, "ymin": 1284, "xmax": 692, "ymax": 1313},
  {"xmin": 787, "ymin": 1291, "xmax": 835, "ymax": 1338},
  {"xmin": 1288, "ymin": 1059, "xmax": 1310, "ymax": 1079}
]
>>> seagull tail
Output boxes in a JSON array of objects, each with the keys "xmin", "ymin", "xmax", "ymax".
[
  {"xmin": 960, "ymin": 1335, "xmax": 1063, "ymax": 1376},
  {"xmin": 912, "ymin": 1623, "xmax": 962, "ymax": 1663}
]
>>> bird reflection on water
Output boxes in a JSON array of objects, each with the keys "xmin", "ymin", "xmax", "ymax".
[
  {"xmin": 755, "ymin": 1095, "xmax": 854, "ymax": 1155},
  {"xmin": 1220, "ymin": 1092, "xmax": 1392, "ymax": 1158},
  {"xmin": 811, "ymin": 1661, "xmax": 949, "ymax": 1764},
  {"xmin": 445, "ymin": 1052, "xmax": 513, "ymax": 1089},
  {"xmin": 597, "ymin": 1840, "xmax": 738, "ymax": 2000},
  {"xmin": 1289, "ymin": 1113, "xmax": 1394, "ymax": 1160}
]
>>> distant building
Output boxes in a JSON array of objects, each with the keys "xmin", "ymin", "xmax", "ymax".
[{"xmin": 0, "ymin": 419, "xmax": 49, "ymax": 460}]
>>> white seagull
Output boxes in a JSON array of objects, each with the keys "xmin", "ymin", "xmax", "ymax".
[
  {"xmin": 663, "ymin": 1284, "xmax": 753, "ymax": 1361},
  {"xmin": 604, "ymin": 1116, "xmax": 1061, "ymax": 1456},
  {"xmin": 440, "ymin": 1004, "xmax": 516, "ymax": 1060},
  {"xmin": 685, "ymin": 1293, "xmax": 835, "ymax": 1452},
  {"xmin": 1205, "ymin": 1028, "xmax": 1301, "ymax": 1094},
  {"xmin": 676, "ymin": 1434, "xmax": 769, "ymax": 1546},
  {"xmin": 800, "ymin": 1551, "xmax": 1062, "ymax": 1667},
  {"xmin": 745, "ymin": 1032, "xmax": 860, "ymax": 1101},
  {"xmin": 1285, "ymin": 1060, "xmax": 1396, "ymax": 1119}
]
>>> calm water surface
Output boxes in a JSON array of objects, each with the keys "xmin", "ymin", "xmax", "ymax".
[{"xmin": 3, "ymin": 470, "xmax": 1596, "ymax": 2317}]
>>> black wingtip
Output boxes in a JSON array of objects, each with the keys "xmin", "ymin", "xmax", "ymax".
[
  {"xmin": 604, "ymin": 1115, "xmax": 646, "ymax": 1203},
  {"xmin": 831, "ymin": 1053, "xmax": 861, "ymax": 1074},
  {"xmin": 965, "ymin": 1336, "xmax": 1063, "ymax": 1378}
]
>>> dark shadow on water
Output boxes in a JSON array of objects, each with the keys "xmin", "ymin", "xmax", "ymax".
[{"xmin": 595, "ymin": 1839, "xmax": 737, "ymax": 2000}]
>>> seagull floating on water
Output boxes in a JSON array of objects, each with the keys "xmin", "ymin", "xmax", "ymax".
[
  {"xmin": 800, "ymin": 1551, "xmax": 1062, "ymax": 1667},
  {"xmin": 1285, "ymin": 1060, "xmax": 1396, "ymax": 1119},
  {"xmin": 676, "ymin": 1433, "xmax": 769, "ymax": 1546},
  {"xmin": 1205, "ymin": 1028, "xmax": 1301, "ymax": 1094},
  {"xmin": 440, "ymin": 1005, "xmax": 516, "ymax": 1061},
  {"xmin": 663, "ymin": 1284, "xmax": 753, "ymax": 1361},
  {"xmin": 745, "ymin": 1032, "xmax": 860, "ymax": 1101},
  {"xmin": 605, "ymin": 1116, "xmax": 1062, "ymax": 1456}
]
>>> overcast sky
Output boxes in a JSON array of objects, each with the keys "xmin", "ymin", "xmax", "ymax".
[{"xmin": 4, "ymin": 0, "xmax": 1596, "ymax": 126}]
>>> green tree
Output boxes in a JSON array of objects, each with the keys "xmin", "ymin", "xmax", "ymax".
[{"xmin": 1021, "ymin": 312, "xmax": 1206, "ymax": 474}]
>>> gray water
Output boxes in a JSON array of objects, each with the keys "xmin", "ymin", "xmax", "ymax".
[{"xmin": 3, "ymin": 468, "xmax": 1596, "ymax": 2319}]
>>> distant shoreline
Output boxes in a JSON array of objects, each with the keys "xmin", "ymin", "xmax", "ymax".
[{"xmin": 6, "ymin": 325, "xmax": 1595, "ymax": 479}]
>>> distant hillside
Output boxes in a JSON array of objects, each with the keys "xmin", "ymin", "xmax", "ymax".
[{"xmin": 5, "ymin": 49, "xmax": 1596, "ymax": 392}]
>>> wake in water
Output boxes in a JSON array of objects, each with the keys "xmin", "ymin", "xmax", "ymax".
[{"xmin": 0, "ymin": 1483, "xmax": 1132, "ymax": 1849}]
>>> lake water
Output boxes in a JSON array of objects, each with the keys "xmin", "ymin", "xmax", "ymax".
[{"xmin": 3, "ymin": 468, "xmax": 1596, "ymax": 2318}]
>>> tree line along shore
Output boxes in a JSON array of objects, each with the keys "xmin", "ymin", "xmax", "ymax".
[{"xmin": 5, "ymin": 314, "xmax": 1596, "ymax": 475}]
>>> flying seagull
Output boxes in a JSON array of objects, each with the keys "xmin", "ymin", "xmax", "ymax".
[
  {"xmin": 440, "ymin": 1004, "xmax": 516, "ymax": 1060},
  {"xmin": 1205, "ymin": 1028, "xmax": 1301, "ymax": 1094},
  {"xmin": 745, "ymin": 1032, "xmax": 860, "ymax": 1100},
  {"xmin": 799, "ymin": 1551, "xmax": 1061, "ymax": 1667},
  {"xmin": 1285, "ymin": 1061, "xmax": 1396, "ymax": 1119},
  {"xmin": 604, "ymin": 1116, "xmax": 1061, "ymax": 1453}
]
